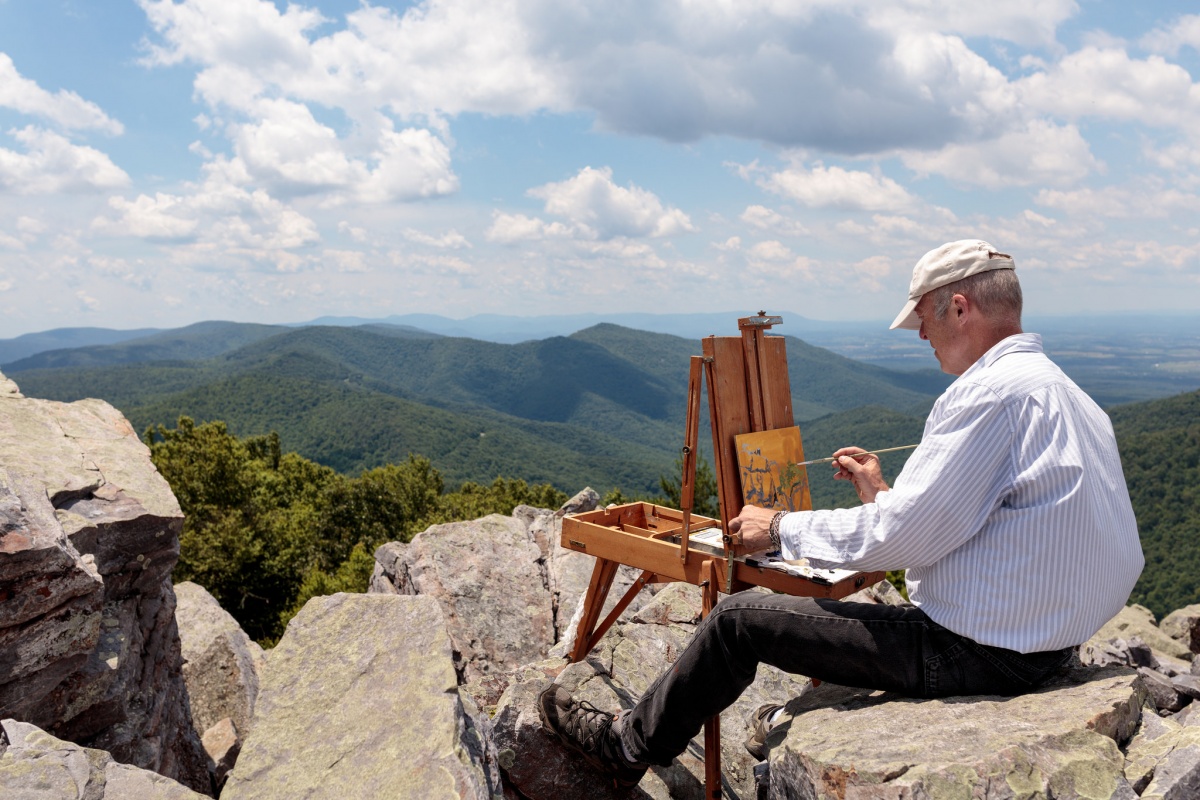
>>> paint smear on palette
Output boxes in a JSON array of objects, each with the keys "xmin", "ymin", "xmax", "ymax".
[{"xmin": 735, "ymin": 427, "xmax": 812, "ymax": 512}]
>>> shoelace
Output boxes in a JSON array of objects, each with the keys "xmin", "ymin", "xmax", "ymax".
[{"xmin": 565, "ymin": 698, "xmax": 616, "ymax": 754}]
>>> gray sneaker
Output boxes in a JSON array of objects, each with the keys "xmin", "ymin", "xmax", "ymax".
[
  {"xmin": 744, "ymin": 703, "xmax": 787, "ymax": 761},
  {"xmin": 538, "ymin": 684, "xmax": 648, "ymax": 789}
]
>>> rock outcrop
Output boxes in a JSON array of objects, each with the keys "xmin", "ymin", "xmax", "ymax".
[
  {"xmin": 372, "ymin": 512, "xmax": 554, "ymax": 684},
  {"xmin": 0, "ymin": 372, "xmax": 208, "ymax": 792},
  {"xmin": 0, "ymin": 717, "xmax": 207, "ymax": 799},
  {"xmin": 221, "ymin": 592, "xmax": 501, "ymax": 800},
  {"xmin": 767, "ymin": 664, "xmax": 1144, "ymax": 799},
  {"xmin": 370, "ymin": 489, "xmax": 662, "ymax": 706},
  {"xmin": 175, "ymin": 580, "xmax": 265, "ymax": 740}
]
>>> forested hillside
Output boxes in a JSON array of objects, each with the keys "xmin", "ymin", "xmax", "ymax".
[
  {"xmin": 1109, "ymin": 389, "xmax": 1200, "ymax": 619},
  {"xmin": 9, "ymin": 323, "xmax": 947, "ymax": 495}
]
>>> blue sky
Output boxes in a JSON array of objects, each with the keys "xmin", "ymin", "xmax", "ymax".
[{"xmin": 1, "ymin": 0, "xmax": 1199, "ymax": 337}]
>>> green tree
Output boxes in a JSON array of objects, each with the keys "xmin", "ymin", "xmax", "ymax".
[
  {"xmin": 146, "ymin": 417, "xmax": 328, "ymax": 643},
  {"xmin": 431, "ymin": 476, "xmax": 568, "ymax": 524},
  {"xmin": 658, "ymin": 453, "xmax": 720, "ymax": 518}
]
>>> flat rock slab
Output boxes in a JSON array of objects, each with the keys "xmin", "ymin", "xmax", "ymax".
[
  {"xmin": 222, "ymin": 593, "xmax": 501, "ymax": 800},
  {"xmin": 767, "ymin": 664, "xmax": 1145, "ymax": 799},
  {"xmin": 0, "ymin": 718, "xmax": 207, "ymax": 800}
]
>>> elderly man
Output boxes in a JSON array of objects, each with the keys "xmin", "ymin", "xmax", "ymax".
[{"xmin": 539, "ymin": 239, "xmax": 1144, "ymax": 788}]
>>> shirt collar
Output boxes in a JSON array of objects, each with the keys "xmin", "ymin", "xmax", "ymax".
[{"xmin": 958, "ymin": 332, "xmax": 1043, "ymax": 381}]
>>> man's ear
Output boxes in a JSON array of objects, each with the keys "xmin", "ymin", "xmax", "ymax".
[{"xmin": 952, "ymin": 293, "xmax": 969, "ymax": 322}]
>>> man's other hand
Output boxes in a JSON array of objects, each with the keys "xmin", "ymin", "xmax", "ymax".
[
  {"xmin": 831, "ymin": 447, "xmax": 890, "ymax": 504},
  {"xmin": 727, "ymin": 504, "xmax": 778, "ymax": 553}
]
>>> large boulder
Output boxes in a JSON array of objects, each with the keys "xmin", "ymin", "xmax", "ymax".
[
  {"xmin": 174, "ymin": 580, "xmax": 265, "ymax": 738},
  {"xmin": 221, "ymin": 593, "xmax": 501, "ymax": 800},
  {"xmin": 0, "ymin": 717, "xmax": 207, "ymax": 799},
  {"xmin": 0, "ymin": 374, "xmax": 208, "ymax": 792},
  {"xmin": 766, "ymin": 663, "xmax": 1144, "ymax": 799},
  {"xmin": 370, "ymin": 490, "xmax": 665, "ymax": 707},
  {"xmin": 371, "ymin": 512, "xmax": 554, "ymax": 683}
]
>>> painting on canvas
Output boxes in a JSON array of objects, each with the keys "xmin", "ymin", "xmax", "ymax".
[{"xmin": 734, "ymin": 427, "xmax": 812, "ymax": 512}]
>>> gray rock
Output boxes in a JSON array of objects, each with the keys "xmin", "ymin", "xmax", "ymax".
[
  {"xmin": 0, "ymin": 717, "xmax": 207, "ymax": 799},
  {"xmin": 371, "ymin": 513, "xmax": 555, "ymax": 683},
  {"xmin": 1161, "ymin": 605, "xmax": 1200, "ymax": 655},
  {"xmin": 768, "ymin": 664, "xmax": 1144, "ymax": 799},
  {"xmin": 1086, "ymin": 605, "xmax": 1192, "ymax": 661},
  {"xmin": 222, "ymin": 593, "xmax": 501, "ymax": 800},
  {"xmin": 558, "ymin": 487, "xmax": 601, "ymax": 517},
  {"xmin": 1142, "ymin": 666, "xmax": 1192, "ymax": 714},
  {"xmin": 1171, "ymin": 672, "xmax": 1200, "ymax": 701},
  {"xmin": 493, "ymin": 583, "xmax": 812, "ymax": 800},
  {"xmin": 0, "ymin": 383, "xmax": 208, "ymax": 792},
  {"xmin": 175, "ymin": 580, "xmax": 265, "ymax": 737},
  {"xmin": 201, "ymin": 717, "xmax": 241, "ymax": 792}
]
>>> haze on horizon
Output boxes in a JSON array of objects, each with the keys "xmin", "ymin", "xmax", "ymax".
[{"xmin": 2, "ymin": 1, "xmax": 1200, "ymax": 339}]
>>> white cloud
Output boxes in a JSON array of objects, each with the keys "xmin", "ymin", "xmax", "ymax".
[
  {"xmin": 757, "ymin": 161, "xmax": 917, "ymax": 212},
  {"xmin": 135, "ymin": 0, "xmax": 1074, "ymax": 161},
  {"xmin": 740, "ymin": 205, "xmax": 810, "ymax": 237},
  {"xmin": 92, "ymin": 157, "xmax": 319, "ymax": 255},
  {"xmin": 0, "ymin": 127, "xmax": 129, "ymax": 194},
  {"xmin": 1141, "ymin": 14, "xmax": 1200, "ymax": 56},
  {"xmin": 1035, "ymin": 183, "xmax": 1200, "ymax": 219},
  {"xmin": 0, "ymin": 54, "xmax": 123, "ymax": 134},
  {"xmin": 325, "ymin": 248, "xmax": 367, "ymax": 273},
  {"xmin": 749, "ymin": 240, "xmax": 792, "ymax": 261},
  {"xmin": 1017, "ymin": 47, "xmax": 1200, "ymax": 128},
  {"xmin": 402, "ymin": 228, "xmax": 471, "ymax": 249},
  {"xmin": 338, "ymin": 221, "xmax": 367, "ymax": 243},
  {"xmin": 485, "ymin": 212, "xmax": 572, "ymax": 243},
  {"xmin": 75, "ymin": 289, "xmax": 100, "ymax": 311},
  {"xmin": 356, "ymin": 127, "xmax": 459, "ymax": 203},
  {"xmin": 525, "ymin": 166, "xmax": 694, "ymax": 240},
  {"xmin": 901, "ymin": 120, "xmax": 1098, "ymax": 188},
  {"xmin": 94, "ymin": 193, "xmax": 198, "ymax": 239}
]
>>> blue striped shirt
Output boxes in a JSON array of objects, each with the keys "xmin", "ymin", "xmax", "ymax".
[{"xmin": 779, "ymin": 333, "xmax": 1143, "ymax": 653}]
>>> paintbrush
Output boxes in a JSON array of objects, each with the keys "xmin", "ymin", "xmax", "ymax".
[{"xmin": 793, "ymin": 444, "xmax": 919, "ymax": 468}]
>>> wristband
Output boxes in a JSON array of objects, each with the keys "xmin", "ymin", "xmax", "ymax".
[{"xmin": 768, "ymin": 511, "xmax": 785, "ymax": 552}]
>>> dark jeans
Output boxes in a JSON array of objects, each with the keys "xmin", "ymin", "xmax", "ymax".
[{"xmin": 619, "ymin": 591, "xmax": 1075, "ymax": 766}]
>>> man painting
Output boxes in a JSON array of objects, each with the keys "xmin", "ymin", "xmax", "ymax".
[{"xmin": 539, "ymin": 239, "xmax": 1144, "ymax": 789}]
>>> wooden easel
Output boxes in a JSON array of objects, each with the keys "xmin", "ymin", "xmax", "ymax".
[{"xmin": 561, "ymin": 315, "xmax": 883, "ymax": 798}]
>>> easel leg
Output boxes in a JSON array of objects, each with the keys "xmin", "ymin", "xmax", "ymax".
[
  {"xmin": 569, "ymin": 558, "xmax": 620, "ymax": 663},
  {"xmin": 701, "ymin": 559, "xmax": 722, "ymax": 799}
]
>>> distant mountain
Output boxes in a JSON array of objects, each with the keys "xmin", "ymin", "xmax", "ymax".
[
  {"xmin": 9, "ymin": 323, "xmax": 947, "ymax": 496},
  {"xmin": 0, "ymin": 327, "xmax": 161, "ymax": 365},
  {"xmin": 2, "ymin": 321, "xmax": 288, "ymax": 371}
]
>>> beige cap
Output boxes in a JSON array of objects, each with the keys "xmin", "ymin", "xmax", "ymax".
[{"xmin": 890, "ymin": 239, "xmax": 1015, "ymax": 330}]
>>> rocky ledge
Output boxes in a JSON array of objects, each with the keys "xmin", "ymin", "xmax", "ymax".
[{"xmin": 0, "ymin": 373, "xmax": 207, "ymax": 793}]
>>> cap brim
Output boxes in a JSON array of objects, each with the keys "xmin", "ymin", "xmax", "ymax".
[{"xmin": 890, "ymin": 298, "xmax": 920, "ymax": 330}]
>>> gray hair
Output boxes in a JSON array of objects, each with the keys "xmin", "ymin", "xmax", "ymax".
[{"xmin": 932, "ymin": 268, "xmax": 1023, "ymax": 323}]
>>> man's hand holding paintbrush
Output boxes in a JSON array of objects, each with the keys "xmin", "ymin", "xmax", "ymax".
[{"xmin": 729, "ymin": 444, "xmax": 909, "ymax": 552}]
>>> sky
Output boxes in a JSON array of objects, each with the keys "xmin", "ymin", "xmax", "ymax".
[{"xmin": 2, "ymin": 1, "xmax": 1200, "ymax": 338}]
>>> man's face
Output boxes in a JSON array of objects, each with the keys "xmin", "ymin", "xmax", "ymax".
[{"xmin": 915, "ymin": 293, "xmax": 970, "ymax": 375}]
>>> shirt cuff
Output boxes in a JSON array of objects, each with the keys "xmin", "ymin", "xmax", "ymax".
[{"xmin": 777, "ymin": 511, "xmax": 805, "ymax": 561}]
